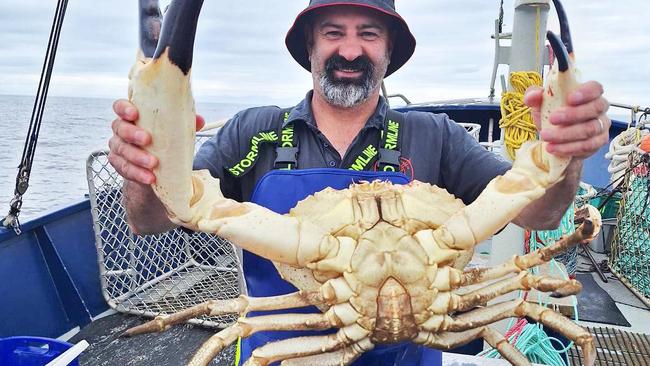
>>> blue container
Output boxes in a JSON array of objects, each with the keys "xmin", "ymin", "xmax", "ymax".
[{"xmin": 0, "ymin": 337, "xmax": 79, "ymax": 366}]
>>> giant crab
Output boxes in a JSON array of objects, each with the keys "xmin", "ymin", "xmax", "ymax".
[{"xmin": 125, "ymin": 0, "xmax": 600, "ymax": 365}]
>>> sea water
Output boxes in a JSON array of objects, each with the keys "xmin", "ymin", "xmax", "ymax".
[{"xmin": 0, "ymin": 94, "xmax": 249, "ymax": 221}]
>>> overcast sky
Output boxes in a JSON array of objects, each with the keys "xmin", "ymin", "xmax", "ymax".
[{"xmin": 1, "ymin": 0, "xmax": 648, "ymax": 113}]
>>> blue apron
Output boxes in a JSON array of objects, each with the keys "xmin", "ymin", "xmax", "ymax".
[{"xmin": 238, "ymin": 168, "xmax": 443, "ymax": 366}]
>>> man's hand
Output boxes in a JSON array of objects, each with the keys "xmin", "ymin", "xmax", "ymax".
[
  {"xmin": 525, "ymin": 80, "xmax": 611, "ymax": 159},
  {"xmin": 108, "ymin": 99, "xmax": 205, "ymax": 184}
]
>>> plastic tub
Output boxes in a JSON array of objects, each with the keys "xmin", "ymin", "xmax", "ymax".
[{"xmin": 0, "ymin": 337, "xmax": 79, "ymax": 366}]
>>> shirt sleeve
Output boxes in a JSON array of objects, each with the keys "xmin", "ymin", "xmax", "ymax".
[
  {"xmin": 439, "ymin": 115, "xmax": 512, "ymax": 204},
  {"xmin": 193, "ymin": 113, "xmax": 244, "ymax": 201}
]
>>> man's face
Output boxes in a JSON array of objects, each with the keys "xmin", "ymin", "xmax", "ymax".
[{"xmin": 308, "ymin": 6, "xmax": 392, "ymax": 108}]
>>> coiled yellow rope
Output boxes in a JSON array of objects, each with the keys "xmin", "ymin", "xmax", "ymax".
[{"xmin": 499, "ymin": 71, "xmax": 543, "ymax": 160}]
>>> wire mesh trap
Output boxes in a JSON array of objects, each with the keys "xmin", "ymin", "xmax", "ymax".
[{"xmin": 86, "ymin": 133, "xmax": 244, "ymax": 328}]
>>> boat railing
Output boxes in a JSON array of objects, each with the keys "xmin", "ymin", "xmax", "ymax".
[
  {"xmin": 609, "ymin": 102, "xmax": 650, "ymax": 128},
  {"xmin": 85, "ymin": 134, "xmax": 245, "ymax": 329}
]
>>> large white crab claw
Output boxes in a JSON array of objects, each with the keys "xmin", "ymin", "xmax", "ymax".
[
  {"xmin": 437, "ymin": 0, "xmax": 581, "ymax": 247},
  {"xmin": 129, "ymin": 0, "xmax": 328, "ymax": 266}
]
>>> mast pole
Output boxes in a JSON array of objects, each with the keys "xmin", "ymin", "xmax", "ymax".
[{"xmin": 509, "ymin": 0, "xmax": 550, "ymax": 79}]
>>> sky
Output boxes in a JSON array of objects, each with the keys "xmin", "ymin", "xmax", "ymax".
[{"xmin": 1, "ymin": 0, "xmax": 649, "ymax": 116}]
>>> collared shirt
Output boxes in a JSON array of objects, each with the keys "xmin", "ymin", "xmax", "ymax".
[{"xmin": 194, "ymin": 90, "xmax": 511, "ymax": 203}]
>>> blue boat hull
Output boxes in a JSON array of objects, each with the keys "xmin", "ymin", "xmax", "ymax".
[{"xmin": 0, "ymin": 201, "xmax": 108, "ymax": 338}]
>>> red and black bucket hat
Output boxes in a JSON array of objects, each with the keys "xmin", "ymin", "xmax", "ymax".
[{"xmin": 285, "ymin": 0, "xmax": 416, "ymax": 77}]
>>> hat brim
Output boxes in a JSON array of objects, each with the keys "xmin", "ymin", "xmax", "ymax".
[{"xmin": 285, "ymin": 3, "xmax": 416, "ymax": 78}]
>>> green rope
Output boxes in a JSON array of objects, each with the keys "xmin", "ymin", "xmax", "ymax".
[{"xmin": 479, "ymin": 322, "xmax": 571, "ymax": 366}]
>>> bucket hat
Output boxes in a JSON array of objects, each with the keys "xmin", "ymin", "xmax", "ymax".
[{"xmin": 285, "ymin": 0, "xmax": 416, "ymax": 77}]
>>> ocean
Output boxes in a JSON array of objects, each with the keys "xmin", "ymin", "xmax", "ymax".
[{"xmin": 0, "ymin": 94, "xmax": 249, "ymax": 221}]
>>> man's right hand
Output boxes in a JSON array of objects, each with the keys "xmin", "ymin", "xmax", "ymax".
[
  {"xmin": 109, "ymin": 99, "xmax": 157, "ymax": 184},
  {"xmin": 108, "ymin": 99, "xmax": 206, "ymax": 184},
  {"xmin": 108, "ymin": 99, "xmax": 205, "ymax": 235}
]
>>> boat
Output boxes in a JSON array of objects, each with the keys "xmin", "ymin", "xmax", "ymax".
[{"xmin": 1, "ymin": 0, "xmax": 649, "ymax": 365}]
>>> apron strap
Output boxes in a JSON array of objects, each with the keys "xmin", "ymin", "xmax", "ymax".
[
  {"xmin": 376, "ymin": 109, "xmax": 404, "ymax": 172},
  {"xmin": 229, "ymin": 107, "xmax": 406, "ymax": 176},
  {"xmin": 226, "ymin": 129, "xmax": 280, "ymax": 177},
  {"xmin": 273, "ymin": 108, "xmax": 299, "ymax": 170}
]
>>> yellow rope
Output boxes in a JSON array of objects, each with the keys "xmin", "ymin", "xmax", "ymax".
[{"xmin": 499, "ymin": 71, "xmax": 543, "ymax": 160}]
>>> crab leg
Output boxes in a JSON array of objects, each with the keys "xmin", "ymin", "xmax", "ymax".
[
  {"xmin": 243, "ymin": 324, "xmax": 370, "ymax": 366},
  {"xmin": 436, "ymin": 299, "xmax": 595, "ymax": 366},
  {"xmin": 454, "ymin": 272, "xmax": 581, "ymax": 313},
  {"xmin": 460, "ymin": 219, "xmax": 596, "ymax": 287},
  {"xmin": 416, "ymin": 327, "xmax": 531, "ymax": 366},
  {"xmin": 188, "ymin": 314, "xmax": 340, "ymax": 366},
  {"xmin": 123, "ymin": 291, "xmax": 325, "ymax": 336},
  {"xmin": 281, "ymin": 339, "xmax": 374, "ymax": 366},
  {"xmin": 425, "ymin": 272, "xmax": 580, "ymax": 318}
]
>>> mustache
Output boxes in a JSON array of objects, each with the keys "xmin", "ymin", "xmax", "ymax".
[{"xmin": 325, "ymin": 55, "xmax": 373, "ymax": 76}]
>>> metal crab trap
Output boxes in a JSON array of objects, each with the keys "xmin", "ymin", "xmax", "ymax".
[
  {"xmin": 609, "ymin": 151, "xmax": 650, "ymax": 307},
  {"xmin": 86, "ymin": 131, "xmax": 244, "ymax": 328}
]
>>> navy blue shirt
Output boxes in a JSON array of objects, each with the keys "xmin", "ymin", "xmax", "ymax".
[{"xmin": 194, "ymin": 91, "xmax": 511, "ymax": 203}]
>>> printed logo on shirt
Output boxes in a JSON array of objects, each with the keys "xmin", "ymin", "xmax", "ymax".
[
  {"xmin": 228, "ymin": 130, "xmax": 278, "ymax": 177},
  {"xmin": 383, "ymin": 119, "xmax": 399, "ymax": 150},
  {"xmin": 349, "ymin": 144, "xmax": 378, "ymax": 171},
  {"xmin": 281, "ymin": 124, "xmax": 294, "ymax": 148}
]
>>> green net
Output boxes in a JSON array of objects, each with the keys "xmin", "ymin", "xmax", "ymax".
[{"xmin": 610, "ymin": 152, "xmax": 650, "ymax": 302}]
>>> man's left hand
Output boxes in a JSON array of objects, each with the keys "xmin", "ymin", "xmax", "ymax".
[{"xmin": 525, "ymin": 80, "xmax": 611, "ymax": 159}]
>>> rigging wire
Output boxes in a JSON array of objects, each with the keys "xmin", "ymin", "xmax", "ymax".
[
  {"xmin": 2, "ymin": 0, "xmax": 69, "ymax": 235},
  {"xmin": 498, "ymin": 0, "xmax": 505, "ymax": 34}
]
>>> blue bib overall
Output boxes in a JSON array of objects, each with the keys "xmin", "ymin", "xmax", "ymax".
[{"xmin": 237, "ymin": 168, "xmax": 443, "ymax": 366}]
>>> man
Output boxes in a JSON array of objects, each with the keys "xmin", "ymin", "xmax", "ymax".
[{"xmin": 109, "ymin": 0, "xmax": 610, "ymax": 364}]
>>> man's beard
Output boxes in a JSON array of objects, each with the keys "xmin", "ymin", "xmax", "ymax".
[{"xmin": 317, "ymin": 54, "xmax": 384, "ymax": 108}]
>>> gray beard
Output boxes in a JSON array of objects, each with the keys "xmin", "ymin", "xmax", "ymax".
[{"xmin": 318, "ymin": 74, "xmax": 374, "ymax": 108}]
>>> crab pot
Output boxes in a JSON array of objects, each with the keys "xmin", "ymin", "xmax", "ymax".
[{"xmin": 0, "ymin": 337, "xmax": 80, "ymax": 366}]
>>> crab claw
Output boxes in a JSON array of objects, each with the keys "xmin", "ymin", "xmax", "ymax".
[
  {"xmin": 552, "ymin": 0, "xmax": 574, "ymax": 60},
  {"xmin": 129, "ymin": 0, "xmax": 204, "ymax": 224},
  {"xmin": 129, "ymin": 0, "xmax": 328, "ymax": 267},
  {"xmin": 546, "ymin": 31, "xmax": 570, "ymax": 73},
  {"xmin": 138, "ymin": 0, "xmax": 162, "ymax": 58}
]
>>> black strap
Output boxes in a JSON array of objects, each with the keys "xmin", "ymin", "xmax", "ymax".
[
  {"xmin": 376, "ymin": 109, "xmax": 404, "ymax": 172},
  {"xmin": 274, "ymin": 108, "xmax": 299, "ymax": 170}
]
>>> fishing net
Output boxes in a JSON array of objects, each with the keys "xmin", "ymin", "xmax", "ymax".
[
  {"xmin": 86, "ymin": 132, "xmax": 244, "ymax": 329},
  {"xmin": 609, "ymin": 151, "xmax": 650, "ymax": 304}
]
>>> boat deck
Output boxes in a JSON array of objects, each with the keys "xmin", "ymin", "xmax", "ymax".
[
  {"xmin": 65, "ymin": 252, "xmax": 650, "ymax": 366},
  {"xmin": 68, "ymin": 312, "xmax": 235, "ymax": 366}
]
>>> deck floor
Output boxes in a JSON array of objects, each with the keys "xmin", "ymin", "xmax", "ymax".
[
  {"xmin": 68, "ymin": 313, "xmax": 235, "ymax": 366},
  {"xmin": 67, "ymin": 252, "xmax": 650, "ymax": 366}
]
